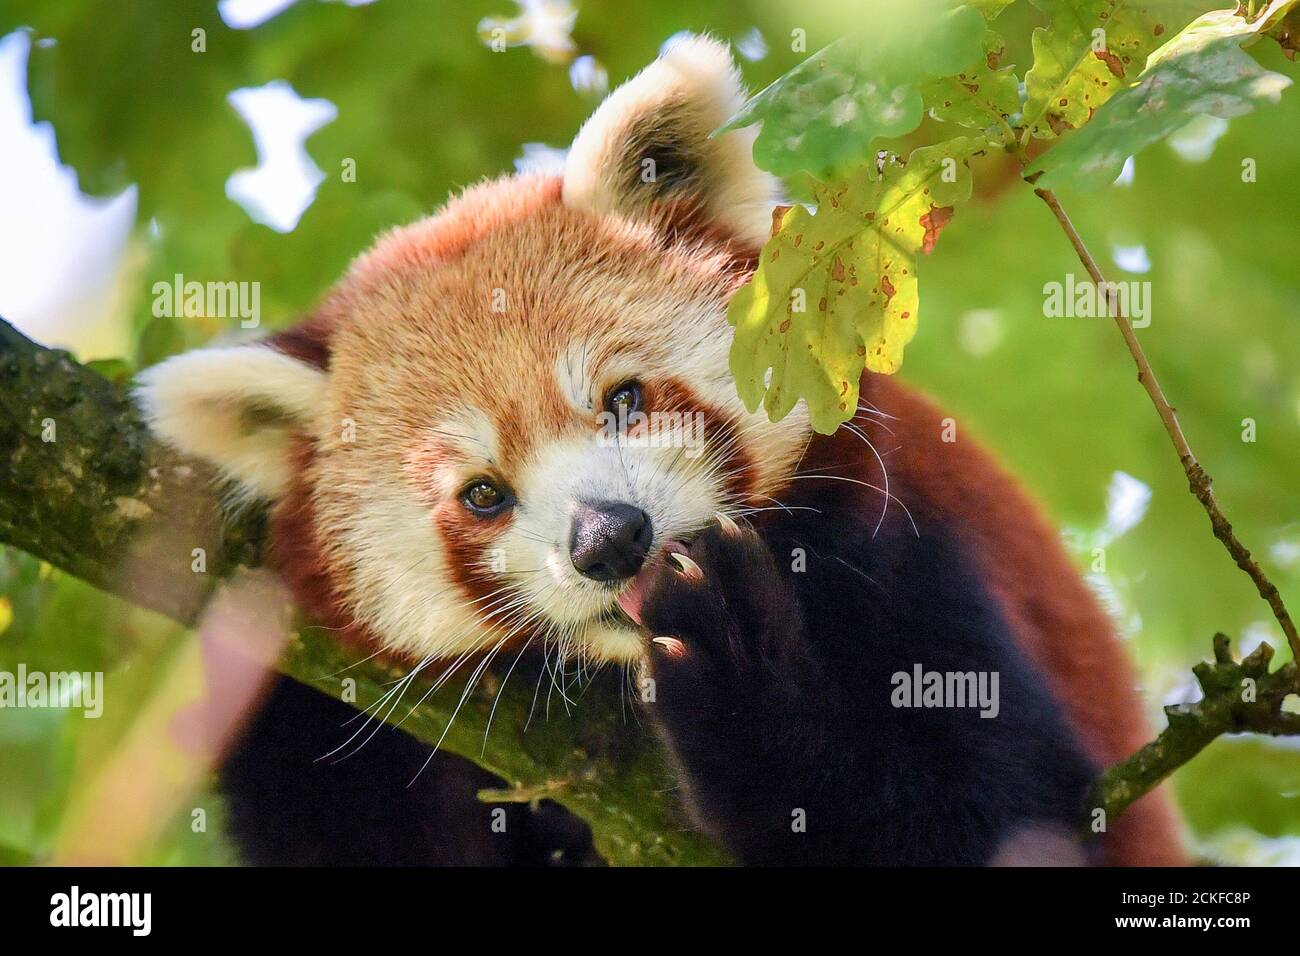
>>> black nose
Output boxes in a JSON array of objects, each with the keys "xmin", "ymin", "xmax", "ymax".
[{"xmin": 569, "ymin": 501, "xmax": 653, "ymax": 582}]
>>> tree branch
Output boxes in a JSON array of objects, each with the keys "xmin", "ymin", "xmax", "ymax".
[
  {"xmin": 0, "ymin": 316, "xmax": 726, "ymax": 866},
  {"xmin": 0, "ymin": 318, "xmax": 265, "ymax": 624},
  {"xmin": 1087, "ymin": 635, "xmax": 1300, "ymax": 825},
  {"xmin": 1033, "ymin": 186, "xmax": 1300, "ymax": 666},
  {"xmin": 1030, "ymin": 186, "xmax": 1300, "ymax": 826}
]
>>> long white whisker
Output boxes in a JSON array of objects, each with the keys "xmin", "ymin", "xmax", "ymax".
[
  {"xmin": 843, "ymin": 420, "xmax": 891, "ymax": 537},
  {"xmin": 784, "ymin": 473, "xmax": 919, "ymax": 536}
]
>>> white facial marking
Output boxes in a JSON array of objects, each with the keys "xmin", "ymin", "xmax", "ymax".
[
  {"xmin": 436, "ymin": 407, "xmax": 500, "ymax": 468},
  {"xmin": 326, "ymin": 479, "xmax": 493, "ymax": 662},
  {"xmin": 501, "ymin": 430, "xmax": 724, "ymax": 661},
  {"xmin": 556, "ymin": 341, "xmax": 594, "ymax": 412}
]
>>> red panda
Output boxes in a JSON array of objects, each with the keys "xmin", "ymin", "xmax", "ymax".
[{"xmin": 136, "ymin": 36, "xmax": 1184, "ymax": 866}]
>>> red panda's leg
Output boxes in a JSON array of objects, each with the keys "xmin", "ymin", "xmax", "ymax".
[{"xmin": 638, "ymin": 517, "xmax": 1100, "ymax": 865}]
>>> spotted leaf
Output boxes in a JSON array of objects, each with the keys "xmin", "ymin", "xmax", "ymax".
[
  {"xmin": 1022, "ymin": 0, "xmax": 1207, "ymax": 140},
  {"xmin": 728, "ymin": 138, "xmax": 984, "ymax": 434},
  {"xmin": 923, "ymin": 29, "xmax": 1023, "ymax": 139},
  {"xmin": 1031, "ymin": 4, "xmax": 1295, "ymax": 191}
]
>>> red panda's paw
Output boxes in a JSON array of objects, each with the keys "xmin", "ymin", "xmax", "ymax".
[{"xmin": 637, "ymin": 519, "xmax": 810, "ymax": 692}]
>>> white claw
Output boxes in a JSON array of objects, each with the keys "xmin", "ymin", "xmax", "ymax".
[
  {"xmin": 667, "ymin": 551, "xmax": 703, "ymax": 580},
  {"xmin": 714, "ymin": 511, "xmax": 740, "ymax": 535},
  {"xmin": 652, "ymin": 636, "xmax": 686, "ymax": 658}
]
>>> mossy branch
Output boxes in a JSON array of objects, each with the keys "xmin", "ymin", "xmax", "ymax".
[
  {"xmin": 0, "ymin": 316, "xmax": 725, "ymax": 866},
  {"xmin": 1087, "ymin": 634, "xmax": 1300, "ymax": 826},
  {"xmin": 0, "ymin": 318, "xmax": 265, "ymax": 623}
]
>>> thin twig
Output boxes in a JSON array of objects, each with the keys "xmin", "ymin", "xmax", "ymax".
[{"xmin": 1034, "ymin": 186, "xmax": 1300, "ymax": 666}]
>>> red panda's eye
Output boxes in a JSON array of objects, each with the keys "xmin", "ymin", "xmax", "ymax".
[
  {"xmin": 605, "ymin": 381, "xmax": 643, "ymax": 419},
  {"xmin": 461, "ymin": 480, "xmax": 511, "ymax": 515}
]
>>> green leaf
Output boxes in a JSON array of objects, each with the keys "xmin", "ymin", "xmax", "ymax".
[
  {"xmin": 134, "ymin": 314, "xmax": 186, "ymax": 369},
  {"xmin": 969, "ymin": 0, "xmax": 1019, "ymax": 17},
  {"xmin": 1022, "ymin": 0, "xmax": 1206, "ymax": 140},
  {"xmin": 718, "ymin": 3, "xmax": 988, "ymax": 176},
  {"xmin": 83, "ymin": 357, "xmax": 134, "ymax": 386},
  {"xmin": 729, "ymin": 138, "xmax": 985, "ymax": 434},
  {"xmin": 1031, "ymin": 6, "xmax": 1294, "ymax": 191},
  {"xmin": 923, "ymin": 29, "xmax": 1023, "ymax": 139}
]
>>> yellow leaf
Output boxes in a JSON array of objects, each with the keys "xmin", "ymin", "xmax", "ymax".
[{"xmin": 729, "ymin": 137, "xmax": 984, "ymax": 434}]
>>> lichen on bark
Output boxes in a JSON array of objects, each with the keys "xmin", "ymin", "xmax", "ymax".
[
  {"xmin": 0, "ymin": 318, "xmax": 264, "ymax": 624},
  {"xmin": 1087, "ymin": 634, "xmax": 1300, "ymax": 825}
]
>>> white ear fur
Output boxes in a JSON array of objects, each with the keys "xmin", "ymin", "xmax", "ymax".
[
  {"xmin": 562, "ymin": 34, "xmax": 779, "ymax": 245},
  {"xmin": 134, "ymin": 345, "xmax": 327, "ymax": 499}
]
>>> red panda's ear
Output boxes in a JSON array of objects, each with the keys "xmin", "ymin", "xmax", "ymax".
[
  {"xmin": 562, "ymin": 34, "xmax": 780, "ymax": 246},
  {"xmin": 134, "ymin": 342, "xmax": 327, "ymax": 500}
]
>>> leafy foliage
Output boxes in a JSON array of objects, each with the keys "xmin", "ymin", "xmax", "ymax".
[
  {"xmin": 1032, "ymin": 3, "xmax": 1295, "ymax": 190},
  {"xmin": 717, "ymin": 3, "xmax": 987, "ymax": 176},
  {"xmin": 921, "ymin": 29, "xmax": 1022, "ymax": 135},
  {"xmin": 723, "ymin": 0, "xmax": 1296, "ymax": 434},
  {"xmin": 1022, "ymin": 0, "xmax": 1205, "ymax": 140},
  {"xmin": 729, "ymin": 138, "xmax": 982, "ymax": 433}
]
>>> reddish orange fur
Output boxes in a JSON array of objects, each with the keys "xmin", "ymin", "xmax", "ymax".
[{"xmin": 271, "ymin": 438, "xmax": 366, "ymax": 651}]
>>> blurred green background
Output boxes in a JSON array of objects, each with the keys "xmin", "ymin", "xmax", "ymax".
[{"xmin": 0, "ymin": 0, "xmax": 1297, "ymax": 865}]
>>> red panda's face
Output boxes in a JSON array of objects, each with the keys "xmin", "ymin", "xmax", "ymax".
[
  {"xmin": 138, "ymin": 37, "xmax": 810, "ymax": 665},
  {"xmin": 308, "ymin": 184, "xmax": 807, "ymax": 663}
]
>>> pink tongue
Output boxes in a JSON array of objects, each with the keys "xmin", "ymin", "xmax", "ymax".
[
  {"xmin": 617, "ymin": 541, "xmax": 687, "ymax": 627},
  {"xmin": 616, "ymin": 576, "xmax": 647, "ymax": 626}
]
